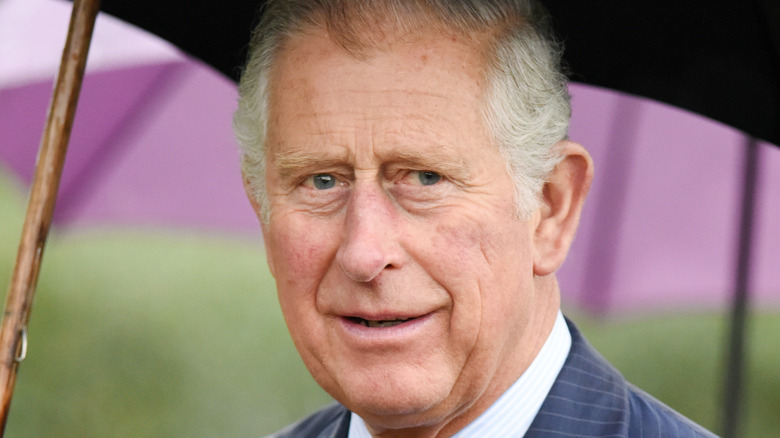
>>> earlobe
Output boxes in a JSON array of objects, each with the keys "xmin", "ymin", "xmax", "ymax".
[{"xmin": 533, "ymin": 140, "xmax": 594, "ymax": 276}]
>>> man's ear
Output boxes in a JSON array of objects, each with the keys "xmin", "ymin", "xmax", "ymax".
[{"xmin": 533, "ymin": 140, "xmax": 594, "ymax": 276}]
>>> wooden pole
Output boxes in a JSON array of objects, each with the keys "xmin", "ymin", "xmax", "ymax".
[{"xmin": 0, "ymin": 0, "xmax": 101, "ymax": 432}]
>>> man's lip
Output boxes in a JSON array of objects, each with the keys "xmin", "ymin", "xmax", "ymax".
[
  {"xmin": 335, "ymin": 311, "xmax": 437, "ymax": 339},
  {"xmin": 344, "ymin": 315, "xmax": 416, "ymax": 328},
  {"xmin": 340, "ymin": 312, "xmax": 425, "ymax": 322}
]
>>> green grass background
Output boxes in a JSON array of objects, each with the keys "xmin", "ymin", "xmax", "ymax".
[{"xmin": 1, "ymin": 170, "xmax": 778, "ymax": 437}]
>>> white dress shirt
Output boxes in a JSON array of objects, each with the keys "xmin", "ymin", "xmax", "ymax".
[{"xmin": 348, "ymin": 311, "xmax": 572, "ymax": 437}]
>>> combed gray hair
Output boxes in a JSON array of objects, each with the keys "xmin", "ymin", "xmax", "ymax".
[{"xmin": 233, "ymin": 0, "xmax": 570, "ymax": 221}]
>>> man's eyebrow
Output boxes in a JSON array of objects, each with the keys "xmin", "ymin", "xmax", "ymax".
[
  {"xmin": 272, "ymin": 149, "xmax": 348, "ymax": 176},
  {"xmin": 388, "ymin": 148, "xmax": 470, "ymax": 177},
  {"xmin": 271, "ymin": 145, "xmax": 471, "ymax": 177}
]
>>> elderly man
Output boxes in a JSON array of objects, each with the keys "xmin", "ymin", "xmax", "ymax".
[{"xmin": 233, "ymin": 0, "xmax": 716, "ymax": 437}]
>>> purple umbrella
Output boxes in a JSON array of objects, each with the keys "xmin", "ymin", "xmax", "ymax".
[
  {"xmin": 1, "ymin": 0, "xmax": 256, "ymax": 233},
  {"xmin": 563, "ymin": 84, "xmax": 780, "ymax": 314}
]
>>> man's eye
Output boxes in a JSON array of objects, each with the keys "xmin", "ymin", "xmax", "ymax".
[
  {"xmin": 311, "ymin": 173, "xmax": 337, "ymax": 190},
  {"xmin": 417, "ymin": 171, "xmax": 442, "ymax": 186}
]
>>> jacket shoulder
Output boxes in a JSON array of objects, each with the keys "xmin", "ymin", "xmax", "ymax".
[
  {"xmin": 265, "ymin": 403, "xmax": 350, "ymax": 438},
  {"xmin": 627, "ymin": 385, "xmax": 719, "ymax": 437},
  {"xmin": 527, "ymin": 318, "xmax": 718, "ymax": 437}
]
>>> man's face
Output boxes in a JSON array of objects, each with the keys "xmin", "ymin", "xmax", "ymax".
[{"xmin": 256, "ymin": 28, "xmax": 557, "ymax": 433}]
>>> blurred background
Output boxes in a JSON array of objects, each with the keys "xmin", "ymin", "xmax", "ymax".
[{"xmin": 1, "ymin": 0, "xmax": 778, "ymax": 436}]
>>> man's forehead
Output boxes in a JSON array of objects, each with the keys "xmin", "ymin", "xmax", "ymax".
[
  {"xmin": 268, "ymin": 31, "xmax": 487, "ymax": 121},
  {"xmin": 272, "ymin": 21, "xmax": 492, "ymax": 77},
  {"xmin": 263, "ymin": 23, "xmax": 499, "ymax": 181},
  {"xmin": 267, "ymin": 28, "xmax": 488, "ymax": 118}
]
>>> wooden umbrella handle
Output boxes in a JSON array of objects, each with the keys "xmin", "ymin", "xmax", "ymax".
[{"xmin": 0, "ymin": 0, "xmax": 101, "ymax": 432}]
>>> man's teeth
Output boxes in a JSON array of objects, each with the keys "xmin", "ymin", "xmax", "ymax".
[{"xmin": 358, "ymin": 318, "xmax": 411, "ymax": 328}]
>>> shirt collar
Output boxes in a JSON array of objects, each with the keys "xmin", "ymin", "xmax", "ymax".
[{"xmin": 348, "ymin": 311, "xmax": 572, "ymax": 437}]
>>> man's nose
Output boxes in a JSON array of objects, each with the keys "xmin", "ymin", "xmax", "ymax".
[{"xmin": 336, "ymin": 185, "xmax": 404, "ymax": 283}]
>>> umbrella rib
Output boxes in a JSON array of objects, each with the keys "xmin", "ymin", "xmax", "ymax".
[
  {"xmin": 721, "ymin": 136, "xmax": 762, "ymax": 438},
  {"xmin": 580, "ymin": 95, "xmax": 643, "ymax": 313}
]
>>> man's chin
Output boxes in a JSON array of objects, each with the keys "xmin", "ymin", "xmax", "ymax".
[{"xmin": 338, "ymin": 382, "xmax": 462, "ymax": 432}]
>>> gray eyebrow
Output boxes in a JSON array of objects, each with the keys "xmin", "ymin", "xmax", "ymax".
[{"xmin": 271, "ymin": 143, "xmax": 471, "ymax": 179}]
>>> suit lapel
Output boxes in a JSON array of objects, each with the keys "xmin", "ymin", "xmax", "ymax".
[
  {"xmin": 525, "ymin": 320, "xmax": 630, "ymax": 437},
  {"xmin": 332, "ymin": 410, "xmax": 350, "ymax": 438}
]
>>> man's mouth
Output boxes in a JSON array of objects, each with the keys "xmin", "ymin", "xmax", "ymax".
[{"xmin": 347, "ymin": 317, "xmax": 413, "ymax": 328}]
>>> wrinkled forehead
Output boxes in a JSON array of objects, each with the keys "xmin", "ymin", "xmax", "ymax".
[
  {"xmin": 263, "ymin": 25, "xmax": 498, "ymax": 169},
  {"xmin": 265, "ymin": 17, "xmax": 494, "ymax": 119},
  {"xmin": 267, "ymin": 25, "xmax": 490, "ymax": 129}
]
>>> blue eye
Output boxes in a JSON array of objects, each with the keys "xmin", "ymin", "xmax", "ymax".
[
  {"xmin": 312, "ymin": 174, "xmax": 336, "ymax": 190},
  {"xmin": 418, "ymin": 171, "xmax": 442, "ymax": 186}
]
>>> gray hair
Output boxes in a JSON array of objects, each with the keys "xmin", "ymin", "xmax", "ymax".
[{"xmin": 233, "ymin": 0, "xmax": 570, "ymax": 221}]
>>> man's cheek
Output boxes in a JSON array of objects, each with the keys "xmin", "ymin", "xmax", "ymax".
[
  {"xmin": 270, "ymin": 225, "xmax": 336, "ymax": 290},
  {"xmin": 272, "ymin": 237, "xmax": 331, "ymax": 323},
  {"xmin": 426, "ymin": 218, "xmax": 526, "ymax": 296},
  {"xmin": 429, "ymin": 220, "xmax": 490, "ymax": 271}
]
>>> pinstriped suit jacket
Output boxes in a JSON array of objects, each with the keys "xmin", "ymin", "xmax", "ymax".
[{"xmin": 268, "ymin": 319, "xmax": 717, "ymax": 437}]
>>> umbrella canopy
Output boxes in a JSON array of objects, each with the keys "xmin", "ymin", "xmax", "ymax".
[
  {"xmin": 0, "ymin": 0, "xmax": 256, "ymax": 233},
  {"xmin": 543, "ymin": 0, "xmax": 780, "ymax": 148},
  {"xmin": 562, "ymin": 85, "xmax": 780, "ymax": 313},
  {"xmin": 87, "ymin": 0, "xmax": 780, "ymax": 147}
]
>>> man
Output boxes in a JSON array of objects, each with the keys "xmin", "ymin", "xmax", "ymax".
[{"xmin": 233, "ymin": 0, "xmax": 717, "ymax": 437}]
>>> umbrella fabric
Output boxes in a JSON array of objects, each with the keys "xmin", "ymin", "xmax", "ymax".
[
  {"xmin": 541, "ymin": 0, "xmax": 780, "ymax": 147},
  {"xmin": 1, "ymin": 0, "xmax": 255, "ymax": 233},
  {"xmin": 563, "ymin": 84, "xmax": 780, "ymax": 313},
  {"xmin": 84, "ymin": 0, "xmax": 780, "ymax": 147},
  {"xmin": 1, "ymin": 62, "xmax": 254, "ymax": 232}
]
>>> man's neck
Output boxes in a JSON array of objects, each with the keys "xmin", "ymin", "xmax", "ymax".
[{"xmin": 349, "ymin": 306, "xmax": 571, "ymax": 438}]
